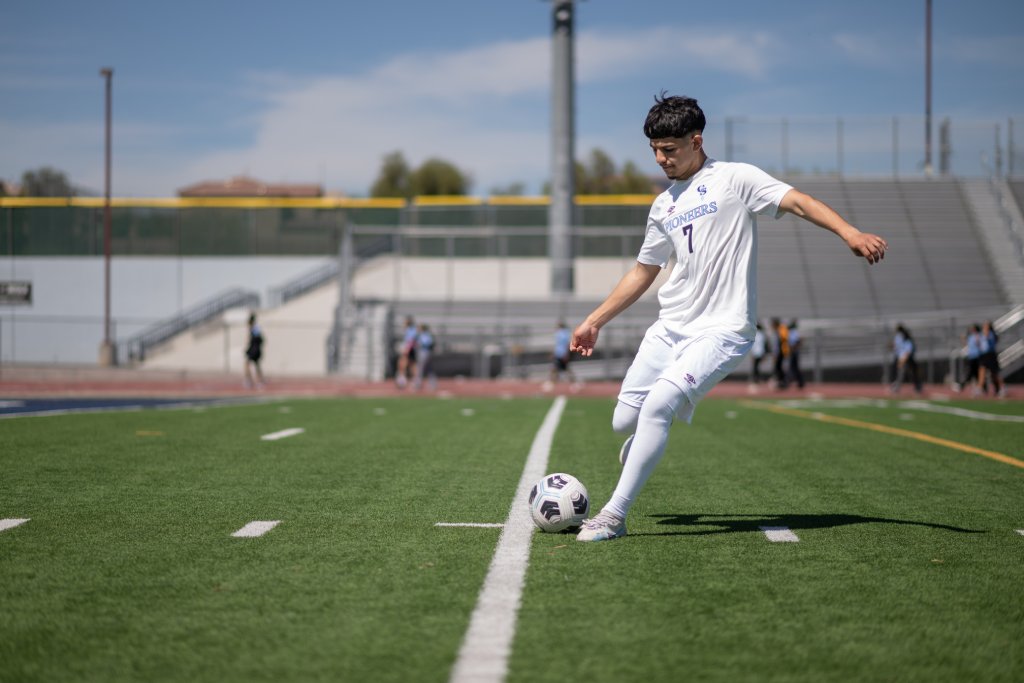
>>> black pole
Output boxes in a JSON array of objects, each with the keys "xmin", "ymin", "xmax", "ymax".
[
  {"xmin": 924, "ymin": 0, "xmax": 933, "ymax": 176},
  {"xmin": 100, "ymin": 67, "xmax": 113, "ymax": 363}
]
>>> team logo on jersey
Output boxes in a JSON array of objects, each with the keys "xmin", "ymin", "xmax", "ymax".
[
  {"xmin": 684, "ymin": 373, "xmax": 696, "ymax": 385},
  {"xmin": 697, "ymin": 184, "xmax": 707, "ymax": 197},
  {"xmin": 667, "ymin": 205, "xmax": 676, "ymax": 215},
  {"xmin": 665, "ymin": 201, "xmax": 718, "ymax": 230}
]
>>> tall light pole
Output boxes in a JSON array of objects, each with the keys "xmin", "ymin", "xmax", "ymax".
[
  {"xmin": 924, "ymin": 0, "xmax": 933, "ymax": 177},
  {"xmin": 549, "ymin": 0, "xmax": 576, "ymax": 296},
  {"xmin": 99, "ymin": 67, "xmax": 114, "ymax": 365}
]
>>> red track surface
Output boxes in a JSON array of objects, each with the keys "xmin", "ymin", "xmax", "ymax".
[{"xmin": 0, "ymin": 366, "xmax": 986, "ymax": 401}]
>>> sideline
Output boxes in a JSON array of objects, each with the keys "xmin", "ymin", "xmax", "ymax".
[
  {"xmin": 741, "ymin": 401, "xmax": 1024, "ymax": 470},
  {"xmin": 449, "ymin": 396, "xmax": 567, "ymax": 683},
  {"xmin": 0, "ymin": 396, "xmax": 275, "ymax": 419}
]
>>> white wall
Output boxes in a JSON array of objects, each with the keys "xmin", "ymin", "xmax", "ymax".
[
  {"xmin": 0, "ymin": 255, "xmax": 656, "ymax": 366},
  {"xmin": 0, "ymin": 256, "xmax": 330, "ymax": 364}
]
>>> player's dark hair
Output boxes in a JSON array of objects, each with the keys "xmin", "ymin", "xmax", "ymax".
[{"xmin": 644, "ymin": 92, "xmax": 706, "ymax": 139}]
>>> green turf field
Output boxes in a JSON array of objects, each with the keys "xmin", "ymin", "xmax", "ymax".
[{"xmin": 1, "ymin": 396, "xmax": 1022, "ymax": 682}]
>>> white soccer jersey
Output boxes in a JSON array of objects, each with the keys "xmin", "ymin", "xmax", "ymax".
[{"xmin": 638, "ymin": 158, "xmax": 792, "ymax": 340}]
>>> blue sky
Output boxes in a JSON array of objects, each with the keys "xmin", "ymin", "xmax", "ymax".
[{"xmin": 2, "ymin": 0, "xmax": 1022, "ymax": 196}]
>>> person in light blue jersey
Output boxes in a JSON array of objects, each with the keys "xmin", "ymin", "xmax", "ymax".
[
  {"xmin": 958, "ymin": 324, "xmax": 982, "ymax": 394},
  {"xmin": 414, "ymin": 324, "xmax": 437, "ymax": 392},
  {"xmin": 550, "ymin": 321, "xmax": 576, "ymax": 385},
  {"xmin": 978, "ymin": 320, "xmax": 1004, "ymax": 397},
  {"xmin": 890, "ymin": 323, "xmax": 922, "ymax": 394}
]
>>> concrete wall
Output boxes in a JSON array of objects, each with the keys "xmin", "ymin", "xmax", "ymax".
[
  {"xmin": 0, "ymin": 256, "xmax": 330, "ymax": 364},
  {"xmin": 0, "ymin": 255, "xmax": 652, "ymax": 366}
]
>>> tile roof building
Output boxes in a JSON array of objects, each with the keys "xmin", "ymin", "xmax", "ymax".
[{"xmin": 178, "ymin": 175, "xmax": 322, "ymax": 198}]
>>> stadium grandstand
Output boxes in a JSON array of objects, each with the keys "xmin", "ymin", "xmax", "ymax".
[{"xmin": 2, "ymin": 173, "xmax": 1023, "ymax": 386}]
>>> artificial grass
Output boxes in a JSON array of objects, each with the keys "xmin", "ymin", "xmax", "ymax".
[
  {"xmin": 511, "ymin": 398, "xmax": 1024, "ymax": 683},
  {"xmin": 1, "ymin": 396, "xmax": 1022, "ymax": 682}
]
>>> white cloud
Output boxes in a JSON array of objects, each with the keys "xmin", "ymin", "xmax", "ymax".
[
  {"xmin": 832, "ymin": 32, "xmax": 919, "ymax": 68},
  {"xmin": 177, "ymin": 26, "xmax": 783, "ymax": 196},
  {"xmin": 1, "ymin": 25, "xmax": 786, "ymax": 196}
]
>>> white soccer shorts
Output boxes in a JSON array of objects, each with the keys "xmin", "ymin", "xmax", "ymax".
[{"xmin": 618, "ymin": 320, "xmax": 752, "ymax": 423}]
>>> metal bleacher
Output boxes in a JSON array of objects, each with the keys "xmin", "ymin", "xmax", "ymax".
[
  {"xmin": 367, "ymin": 177, "xmax": 1016, "ymax": 382},
  {"xmin": 758, "ymin": 177, "xmax": 1004, "ymax": 319}
]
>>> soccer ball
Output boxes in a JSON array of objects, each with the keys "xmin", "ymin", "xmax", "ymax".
[{"xmin": 528, "ymin": 473, "xmax": 589, "ymax": 533}]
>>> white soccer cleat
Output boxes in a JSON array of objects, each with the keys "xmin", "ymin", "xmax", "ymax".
[
  {"xmin": 618, "ymin": 434, "xmax": 634, "ymax": 466},
  {"xmin": 576, "ymin": 510, "xmax": 627, "ymax": 542}
]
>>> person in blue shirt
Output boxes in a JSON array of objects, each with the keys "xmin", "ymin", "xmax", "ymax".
[
  {"xmin": 550, "ymin": 321, "xmax": 576, "ymax": 385},
  {"xmin": 978, "ymin": 320, "xmax": 1004, "ymax": 397},
  {"xmin": 414, "ymin": 324, "xmax": 437, "ymax": 391},
  {"xmin": 890, "ymin": 323, "xmax": 922, "ymax": 394},
  {"xmin": 958, "ymin": 324, "xmax": 982, "ymax": 394}
]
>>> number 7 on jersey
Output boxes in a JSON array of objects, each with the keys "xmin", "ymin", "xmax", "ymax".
[{"xmin": 682, "ymin": 223, "xmax": 693, "ymax": 253}]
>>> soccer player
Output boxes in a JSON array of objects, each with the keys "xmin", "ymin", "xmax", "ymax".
[{"xmin": 570, "ymin": 94, "xmax": 888, "ymax": 542}]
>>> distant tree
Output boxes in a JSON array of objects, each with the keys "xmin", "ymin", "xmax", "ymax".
[
  {"xmin": 410, "ymin": 158, "xmax": 471, "ymax": 196},
  {"xmin": 20, "ymin": 167, "xmax": 74, "ymax": 197},
  {"xmin": 586, "ymin": 148, "xmax": 617, "ymax": 194},
  {"xmin": 369, "ymin": 152, "xmax": 412, "ymax": 198},
  {"xmin": 545, "ymin": 149, "xmax": 656, "ymax": 195},
  {"xmin": 612, "ymin": 161, "xmax": 656, "ymax": 193},
  {"xmin": 370, "ymin": 153, "xmax": 471, "ymax": 198}
]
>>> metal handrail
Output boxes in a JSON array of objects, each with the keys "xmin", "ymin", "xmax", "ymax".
[
  {"xmin": 118, "ymin": 288, "xmax": 259, "ymax": 363},
  {"xmin": 268, "ymin": 236, "xmax": 394, "ymax": 307}
]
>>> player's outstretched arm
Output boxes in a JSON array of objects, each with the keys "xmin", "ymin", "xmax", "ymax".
[
  {"xmin": 779, "ymin": 189, "xmax": 888, "ymax": 264},
  {"xmin": 571, "ymin": 262, "xmax": 660, "ymax": 357}
]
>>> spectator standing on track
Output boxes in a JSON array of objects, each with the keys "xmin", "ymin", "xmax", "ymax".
[
  {"xmin": 958, "ymin": 324, "xmax": 982, "ymax": 395},
  {"xmin": 568, "ymin": 93, "xmax": 887, "ymax": 542},
  {"xmin": 890, "ymin": 324, "xmax": 906, "ymax": 385},
  {"xmin": 396, "ymin": 316, "xmax": 418, "ymax": 388},
  {"xmin": 787, "ymin": 319, "xmax": 805, "ymax": 389},
  {"xmin": 414, "ymin": 324, "xmax": 437, "ymax": 392},
  {"xmin": 978, "ymin": 320, "xmax": 1004, "ymax": 397},
  {"xmin": 772, "ymin": 317, "xmax": 790, "ymax": 389},
  {"xmin": 890, "ymin": 323, "xmax": 922, "ymax": 394},
  {"xmin": 549, "ymin": 321, "xmax": 577, "ymax": 386},
  {"xmin": 749, "ymin": 321, "xmax": 769, "ymax": 384},
  {"xmin": 244, "ymin": 312, "xmax": 265, "ymax": 389}
]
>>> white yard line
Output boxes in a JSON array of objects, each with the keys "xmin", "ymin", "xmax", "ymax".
[
  {"xmin": 760, "ymin": 526, "xmax": 800, "ymax": 543},
  {"xmin": 449, "ymin": 396, "xmax": 566, "ymax": 683},
  {"xmin": 897, "ymin": 400, "xmax": 1024, "ymax": 422},
  {"xmin": 435, "ymin": 523, "xmax": 505, "ymax": 528},
  {"xmin": 231, "ymin": 521, "xmax": 282, "ymax": 538},
  {"xmin": 0, "ymin": 518, "xmax": 30, "ymax": 533},
  {"xmin": 260, "ymin": 427, "xmax": 305, "ymax": 441}
]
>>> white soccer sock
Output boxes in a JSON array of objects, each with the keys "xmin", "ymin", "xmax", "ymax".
[{"xmin": 604, "ymin": 379, "xmax": 687, "ymax": 519}]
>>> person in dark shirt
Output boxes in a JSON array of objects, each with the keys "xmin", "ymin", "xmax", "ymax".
[{"xmin": 245, "ymin": 312, "xmax": 265, "ymax": 389}]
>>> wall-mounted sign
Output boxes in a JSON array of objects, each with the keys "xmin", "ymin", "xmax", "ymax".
[{"xmin": 0, "ymin": 281, "xmax": 32, "ymax": 305}]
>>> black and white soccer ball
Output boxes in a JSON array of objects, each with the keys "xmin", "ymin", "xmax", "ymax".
[{"xmin": 528, "ymin": 473, "xmax": 589, "ymax": 533}]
